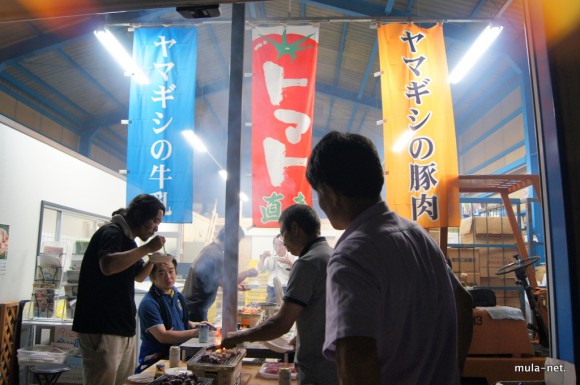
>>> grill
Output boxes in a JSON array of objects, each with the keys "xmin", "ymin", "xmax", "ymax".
[
  {"xmin": 149, "ymin": 374, "xmax": 214, "ymax": 385},
  {"xmin": 187, "ymin": 348, "xmax": 246, "ymax": 385}
]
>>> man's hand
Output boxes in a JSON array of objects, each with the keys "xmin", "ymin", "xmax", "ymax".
[
  {"xmin": 260, "ymin": 251, "xmax": 271, "ymax": 261},
  {"xmin": 221, "ymin": 330, "xmax": 249, "ymax": 348},
  {"xmin": 278, "ymin": 256, "xmax": 294, "ymax": 266},
  {"xmin": 146, "ymin": 235, "xmax": 166, "ymax": 253}
]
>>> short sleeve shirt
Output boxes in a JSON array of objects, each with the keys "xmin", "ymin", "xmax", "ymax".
[
  {"xmin": 284, "ymin": 238, "xmax": 338, "ymax": 384},
  {"xmin": 73, "ymin": 221, "xmax": 143, "ymax": 336},
  {"xmin": 323, "ymin": 202, "xmax": 460, "ymax": 385},
  {"xmin": 138, "ymin": 286, "xmax": 188, "ymax": 366}
]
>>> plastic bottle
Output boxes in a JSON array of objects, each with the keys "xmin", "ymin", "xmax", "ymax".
[
  {"xmin": 169, "ymin": 345, "xmax": 180, "ymax": 368},
  {"xmin": 278, "ymin": 367, "xmax": 291, "ymax": 385},
  {"xmin": 198, "ymin": 324, "xmax": 209, "ymax": 343},
  {"xmin": 154, "ymin": 362, "xmax": 166, "ymax": 379}
]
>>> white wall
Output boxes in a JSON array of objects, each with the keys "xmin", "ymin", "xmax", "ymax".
[{"xmin": 0, "ymin": 117, "xmax": 126, "ymax": 303}]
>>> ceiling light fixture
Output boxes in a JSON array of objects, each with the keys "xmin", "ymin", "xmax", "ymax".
[
  {"xmin": 94, "ymin": 28, "xmax": 149, "ymax": 85},
  {"xmin": 182, "ymin": 130, "xmax": 230, "ymax": 181},
  {"xmin": 448, "ymin": 24, "xmax": 503, "ymax": 85},
  {"xmin": 182, "ymin": 130, "xmax": 208, "ymax": 153}
]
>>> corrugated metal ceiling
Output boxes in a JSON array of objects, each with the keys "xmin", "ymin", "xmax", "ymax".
[{"xmin": 0, "ymin": 0, "xmax": 528, "ymax": 209}]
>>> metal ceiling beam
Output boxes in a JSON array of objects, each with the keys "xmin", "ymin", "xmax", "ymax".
[
  {"xmin": 458, "ymin": 75, "xmax": 519, "ymax": 129},
  {"xmin": 0, "ymin": 0, "xmax": 250, "ymax": 22},
  {"xmin": 460, "ymin": 106, "xmax": 522, "ymax": 158},
  {"xmin": 466, "ymin": 141, "xmax": 525, "ymax": 174},
  {"xmin": 358, "ymin": 40, "xmax": 377, "ymax": 100},
  {"xmin": 202, "ymin": 94, "xmax": 227, "ymax": 134},
  {"xmin": 11, "ymin": 61, "xmax": 91, "ymax": 121},
  {"xmin": 471, "ymin": 0, "xmax": 487, "ymax": 17},
  {"xmin": 91, "ymin": 134, "xmax": 126, "ymax": 160},
  {"xmin": 248, "ymin": 2, "xmax": 258, "ymax": 18},
  {"xmin": 55, "ymin": 49, "xmax": 126, "ymax": 110},
  {"xmin": 355, "ymin": 107, "xmax": 369, "ymax": 134},
  {"xmin": 0, "ymin": 17, "xmax": 103, "ymax": 62},
  {"xmin": 325, "ymin": 20, "xmax": 348, "ymax": 133},
  {"xmin": 206, "ymin": 24, "xmax": 229, "ymax": 75},
  {"xmin": 384, "ymin": 0, "xmax": 396, "ymax": 15},
  {"xmin": 81, "ymin": 112, "xmax": 126, "ymax": 157},
  {"xmin": 84, "ymin": 111, "xmax": 127, "ymax": 133},
  {"xmin": 350, "ymin": 1, "xmax": 410, "ymax": 105},
  {"xmin": 305, "ymin": 0, "xmax": 391, "ymax": 17},
  {"xmin": 316, "ymin": 82, "xmax": 380, "ymax": 110},
  {"xmin": 0, "ymin": 72, "xmax": 127, "ymax": 162},
  {"xmin": 0, "ymin": 72, "xmax": 82, "ymax": 127}
]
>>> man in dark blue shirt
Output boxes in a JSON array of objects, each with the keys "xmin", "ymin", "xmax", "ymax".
[{"xmin": 137, "ymin": 258, "xmax": 202, "ymax": 373}]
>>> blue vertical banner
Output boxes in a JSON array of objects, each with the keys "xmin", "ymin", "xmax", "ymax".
[{"xmin": 127, "ymin": 27, "xmax": 197, "ymax": 223}]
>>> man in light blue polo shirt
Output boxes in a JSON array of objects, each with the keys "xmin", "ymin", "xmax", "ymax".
[{"xmin": 306, "ymin": 131, "xmax": 471, "ymax": 385}]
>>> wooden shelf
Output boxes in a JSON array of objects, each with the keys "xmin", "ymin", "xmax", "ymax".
[{"xmin": 458, "ymin": 174, "xmax": 541, "ymax": 200}]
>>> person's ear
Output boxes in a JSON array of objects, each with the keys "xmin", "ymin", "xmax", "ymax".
[
  {"xmin": 321, "ymin": 183, "xmax": 340, "ymax": 206},
  {"xmin": 288, "ymin": 221, "xmax": 298, "ymax": 235}
]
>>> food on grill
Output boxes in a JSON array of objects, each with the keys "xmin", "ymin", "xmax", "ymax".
[
  {"xmin": 152, "ymin": 372, "xmax": 201, "ymax": 385},
  {"xmin": 262, "ymin": 362, "xmax": 297, "ymax": 375},
  {"xmin": 239, "ymin": 305, "xmax": 262, "ymax": 314},
  {"xmin": 198, "ymin": 347, "xmax": 242, "ymax": 365}
]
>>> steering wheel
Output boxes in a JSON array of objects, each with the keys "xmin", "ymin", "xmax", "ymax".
[{"xmin": 496, "ymin": 255, "xmax": 541, "ymax": 276}]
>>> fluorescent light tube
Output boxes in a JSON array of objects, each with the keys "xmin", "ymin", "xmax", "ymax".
[
  {"xmin": 448, "ymin": 24, "xmax": 503, "ymax": 85},
  {"xmin": 182, "ymin": 130, "xmax": 208, "ymax": 152},
  {"xmin": 94, "ymin": 28, "xmax": 149, "ymax": 85},
  {"xmin": 392, "ymin": 129, "xmax": 415, "ymax": 153}
]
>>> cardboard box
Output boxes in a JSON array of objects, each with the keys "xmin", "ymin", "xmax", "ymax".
[
  {"xmin": 494, "ymin": 288, "xmax": 523, "ymax": 299},
  {"xmin": 447, "ymin": 247, "xmax": 480, "ymax": 273},
  {"xmin": 535, "ymin": 264, "xmax": 546, "ymax": 284},
  {"xmin": 469, "ymin": 308, "xmax": 533, "ymax": 356},
  {"xmin": 456, "ymin": 272, "xmax": 481, "ymax": 286},
  {"xmin": 496, "ymin": 297, "xmax": 523, "ymax": 308},
  {"xmin": 478, "ymin": 276, "xmax": 522, "ymax": 305},
  {"xmin": 479, "ymin": 248, "xmax": 517, "ymax": 278},
  {"xmin": 428, "ymin": 229, "xmax": 440, "ymax": 245},
  {"xmin": 480, "ymin": 277, "xmax": 518, "ymax": 287},
  {"xmin": 459, "ymin": 216, "xmax": 516, "ymax": 244}
]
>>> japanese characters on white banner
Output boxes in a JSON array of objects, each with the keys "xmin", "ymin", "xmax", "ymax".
[{"xmin": 127, "ymin": 27, "xmax": 197, "ymax": 223}]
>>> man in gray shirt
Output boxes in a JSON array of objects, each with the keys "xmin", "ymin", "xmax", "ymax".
[{"xmin": 222, "ymin": 204, "xmax": 338, "ymax": 385}]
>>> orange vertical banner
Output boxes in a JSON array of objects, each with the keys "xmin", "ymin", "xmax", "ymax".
[{"xmin": 377, "ymin": 23, "xmax": 460, "ymax": 228}]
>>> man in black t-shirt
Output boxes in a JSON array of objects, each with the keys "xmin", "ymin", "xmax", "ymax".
[{"xmin": 73, "ymin": 194, "xmax": 166, "ymax": 385}]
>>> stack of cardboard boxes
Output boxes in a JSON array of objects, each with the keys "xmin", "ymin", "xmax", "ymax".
[{"xmin": 450, "ymin": 216, "xmax": 525, "ymax": 307}]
